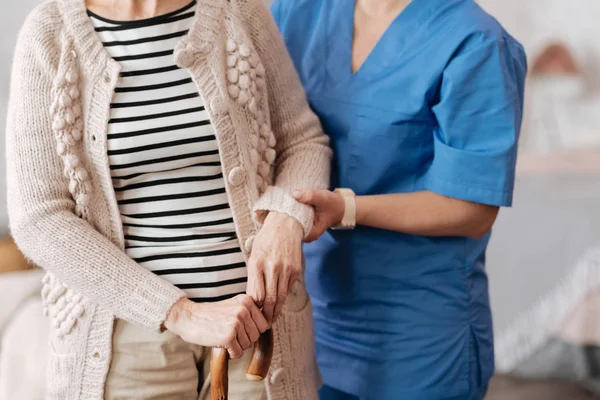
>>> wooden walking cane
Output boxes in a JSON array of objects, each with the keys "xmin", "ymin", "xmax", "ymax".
[{"xmin": 210, "ymin": 329, "xmax": 274, "ymax": 400}]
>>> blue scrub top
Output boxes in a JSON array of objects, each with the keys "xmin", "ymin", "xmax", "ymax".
[{"xmin": 271, "ymin": 1, "xmax": 527, "ymax": 399}]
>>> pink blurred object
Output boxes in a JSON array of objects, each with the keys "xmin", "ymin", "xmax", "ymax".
[
  {"xmin": 531, "ymin": 43, "xmax": 580, "ymax": 76},
  {"xmin": 558, "ymin": 290, "xmax": 600, "ymax": 347},
  {"xmin": 517, "ymin": 148, "xmax": 600, "ymax": 175}
]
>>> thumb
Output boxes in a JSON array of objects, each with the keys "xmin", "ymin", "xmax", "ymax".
[{"xmin": 293, "ymin": 189, "xmax": 321, "ymax": 206}]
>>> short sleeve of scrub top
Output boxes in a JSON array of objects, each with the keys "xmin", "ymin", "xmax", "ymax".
[
  {"xmin": 425, "ymin": 35, "xmax": 527, "ymax": 207},
  {"xmin": 271, "ymin": 1, "xmax": 527, "ymax": 399}
]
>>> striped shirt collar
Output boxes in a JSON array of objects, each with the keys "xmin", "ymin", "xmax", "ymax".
[{"xmin": 57, "ymin": 0, "xmax": 226, "ymax": 78}]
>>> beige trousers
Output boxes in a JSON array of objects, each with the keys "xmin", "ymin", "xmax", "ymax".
[{"xmin": 104, "ymin": 319, "xmax": 267, "ymax": 400}]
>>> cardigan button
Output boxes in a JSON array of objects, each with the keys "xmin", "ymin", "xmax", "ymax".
[
  {"xmin": 228, "ymin": 167, "xmax": 246, "ymax": 187},
  {"xmin": 91, "ymin": 348, "xmax": 102, "ymax": 361},
  {"xmin": 210, "ymin": 96, "xmax": 229, "ymax": 116},
  {"xmin": 103, "ymin": 72, "xmax": 111, "ymax": 84},
  {"xmin": 270, "ymin": 368, "xmax": 285, "ymax": 385},
  {"xmin": 244, "ymin": 235, "xmax": 255, "ymax": 252},
  {"xmin": 175, "ymin": 50, "xmax": 195, "ymax": 69}
]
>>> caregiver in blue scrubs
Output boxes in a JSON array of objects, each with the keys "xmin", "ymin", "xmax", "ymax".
[{"xmin": 271, "ymin": 0, "xmax": 526, "ymax": 399}]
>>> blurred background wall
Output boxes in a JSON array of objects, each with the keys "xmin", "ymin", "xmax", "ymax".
[
  {"xmin": 0, "ymin": 0, "xmax": 599, "ymax": 394},
  {"xmin": 480, "ymin": 0, "xmax": 600, "ymax": 153},
  {"xmin": 476, "ymin": 0, "xmax": 600, "ymax": 333}
]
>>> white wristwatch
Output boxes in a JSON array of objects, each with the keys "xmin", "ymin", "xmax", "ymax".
[{"xmin": 331, "ymin": 188, "xmax": 356, "ymax": 230}]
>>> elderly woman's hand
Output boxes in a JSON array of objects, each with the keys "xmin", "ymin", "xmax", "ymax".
[
  {"xmin": 293, "ymin": 189, "xmax": 345, "ymax": 242},
  {"xmin": 246, "ymin": 212, "xmax": 304, "ymax": 324},
  {"xmin": 164, "ymin": 295, "xmax": 269, "ymax": 359}
]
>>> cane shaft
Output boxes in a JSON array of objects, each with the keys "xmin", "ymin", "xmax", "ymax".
[
  {"xmin": 210, "ymin": 330, "xmax": 274, "ymax": 400},
  {"xmin": 210, "ymin": 348, "xmax": 229, "ymax": 400}
]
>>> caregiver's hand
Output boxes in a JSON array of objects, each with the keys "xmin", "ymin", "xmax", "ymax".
[
  {"xmin": 292, "ymin": 189, "xmax": 345, "ymax": 242},
  {"xmin": 247, "ymin": 211, "xmax": 304, "ymax": 325},
  {"xmin": 295, "ymin": 189, "xmax": 500, "ymax": 239},
  {"xmin": 164, "ymin": 295, "xmax": 269, "ymax": 359}
]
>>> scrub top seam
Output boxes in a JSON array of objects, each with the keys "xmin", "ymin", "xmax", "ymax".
[
  {"xmin": 323, "ymin": 1, "xmax": 341, "ymax": 91},
  {"xmin": 425, "ymin": 174, "xmax": 512, "ymax": 197},
  {"xmin": 465, "ymin": 235, "xmax": 474, "ymax": 391}
]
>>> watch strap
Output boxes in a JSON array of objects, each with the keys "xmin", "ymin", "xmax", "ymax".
[{"xmin": 332, "ymin": 188, "xmax": 356, "ymax": 230}]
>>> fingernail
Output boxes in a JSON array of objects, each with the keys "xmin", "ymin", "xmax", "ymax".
[{"xmin": 292, "ymin": 190, "xmax": 302, "ymax": 199}]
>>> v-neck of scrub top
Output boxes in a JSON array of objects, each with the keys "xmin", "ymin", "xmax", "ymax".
[{"xmin": 327, "ymin": 0, "xmax": 439, "ymax": 87}]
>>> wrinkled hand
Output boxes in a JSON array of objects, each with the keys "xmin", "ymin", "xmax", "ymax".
[
  {"xmin": 293, "ymin": 189, "xmax": 345, "ymax": 242},
  {"xmin": 247, "ymin": 212, "xmax": 304, "ymax": 325},
  {"xmin": 164, "ymin": 295, "xmax": 269, "ymax": 359}
]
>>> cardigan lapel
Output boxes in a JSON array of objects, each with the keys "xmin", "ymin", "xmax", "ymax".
[
  {"xmin": 174, "ymin": 0, "xmax": 227, "ymax": 68},
  {"xmin": 57, "ymin": 0, "xmax": 114, "ymax": 77},
  {"xmin": 57, "ymin": 0, "xmax": 227, "ymax": 75},
  {"xmin": 188, "ymin": 0, "xmax": 227, "ymax": 54}
]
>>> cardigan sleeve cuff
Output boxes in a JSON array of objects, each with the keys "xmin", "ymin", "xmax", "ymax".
[
  {"xmin": 128, "ymin": 281, "xmax": 187, "ymax": 333},
  {"xmin": 254, "ymin": 186, "xmax": 314, "ymax": 237}
]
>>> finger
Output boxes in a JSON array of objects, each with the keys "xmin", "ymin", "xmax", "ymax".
[
  {"xmin": 272, "ymin": 271, "xmax": 290, "ymax": 324},
  {"xmin": 227, "ymin": 339, "xmax": 244, "ymax": 359},
  {"xmin": 243, "ymin": 307, "xmax": 261, "ymax": 344},
  {"xmin": 249, "ymin": 300, "xmax": 270, "ymax": 333},
  {"xmin": 246, "ymin": 257, "xmax": 265, "ymax": 307},
  {"xmin": 304, "ymin": 230, "xmax": 320, "ymax": 243},
  {"xmin": 301, "ymin": 189, "xmax": 331, "ymax": 209},
  {"xmin": 262, "ymin": 265, "xmax": 278, "ymax": 325},
  {"xmin": 235, "ymin": 295, "xmax": 260, "ymax": 344},
  {"xmin": 292, "ymin": 189, "xmax": 315, "ymax": 205},
  {"xmin": 236, "ymin": 322, "xmax": 252, "ymax": 351},
  {"xmin": 305, "ymin": 225, "xmax": 327, "ymax": 243}
]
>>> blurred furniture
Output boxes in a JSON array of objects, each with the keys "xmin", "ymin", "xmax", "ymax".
[
  {"xmin": 0, "ymin": 236, "xmax": 33, "ymax": 274},
  {"xmin": 531, "ymin": 43, "xmax": 579, "ymax": 76},
  {"xmin": 0, "ymin": 235, "xmax": 45, "ymax": 399},
  {"xmin": 488, "ymin": 171, "xmax": 600, "ymax": 336},
  {"xmin": 0, "ymin": 269, "xmax": 47, "ymax": 400},
  {"xmin": 487, "ymin": 375, "xmax": 600, "ymax": 400},
  {"xmin": 486, "ymin": 166, "xmax": 600, "ymax": 398}
]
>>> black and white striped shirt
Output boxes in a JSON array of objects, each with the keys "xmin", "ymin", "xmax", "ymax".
[{"xmin": 89, "ymin": 1, "xmax": 247, "ymax": 303}]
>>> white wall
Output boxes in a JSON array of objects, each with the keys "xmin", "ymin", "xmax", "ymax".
[
  {"xmin": 479, "ymin": 0, "xmax": 600, "ymax": 77},
  {"xmin": 478, "ymin": 0, "xmax": 600, "ymax": 153}
]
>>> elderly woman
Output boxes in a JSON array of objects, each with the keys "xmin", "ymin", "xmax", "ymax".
[{"xmin": 5, "ymin": 0, "xmax": 330, "ymax": 399}]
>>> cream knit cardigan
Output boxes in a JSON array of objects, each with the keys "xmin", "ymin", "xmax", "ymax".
[{"xmin": 5, "ymin": 0, "xmax": 331, "ymax": 398}]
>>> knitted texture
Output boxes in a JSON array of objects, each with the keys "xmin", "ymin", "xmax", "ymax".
[{"xmin": 5, "ymin": 0, "xmax": 331, "ymax": 398}]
